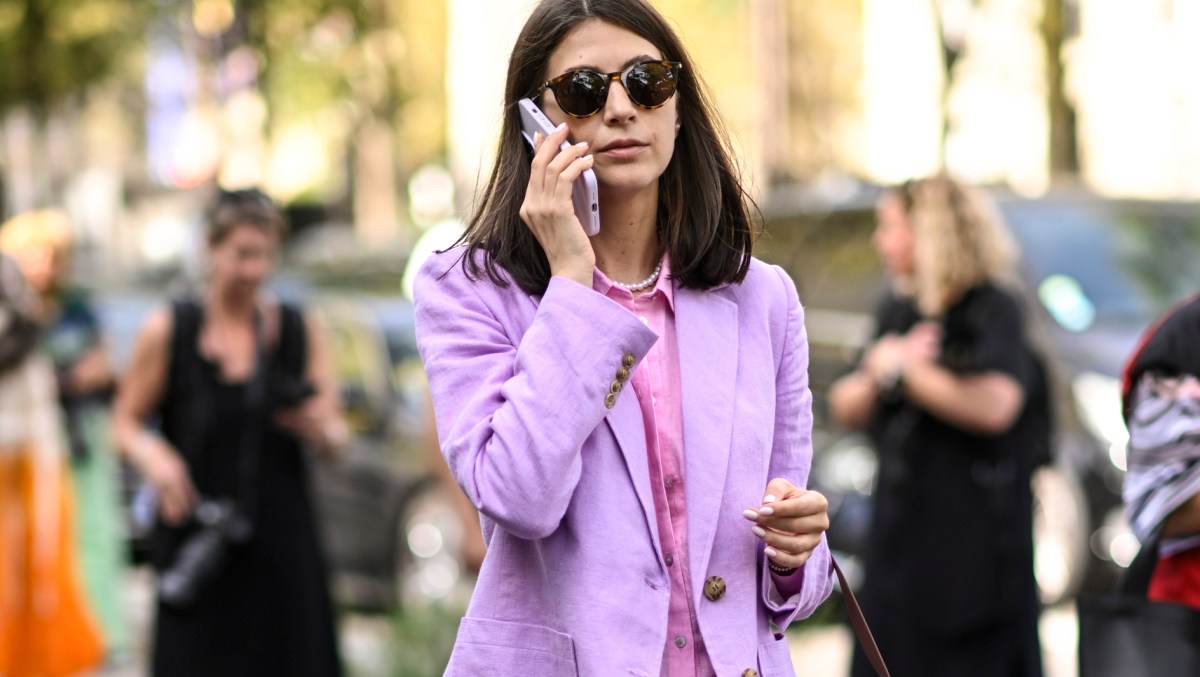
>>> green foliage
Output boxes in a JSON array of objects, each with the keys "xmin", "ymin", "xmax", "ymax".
[
  {"xmin": 390, "ymin": 601, "xmax": 461, "ymax": 677},
  {"xmin": 0, "ymin": 0, "xmax": 151, "ymax": 112}
]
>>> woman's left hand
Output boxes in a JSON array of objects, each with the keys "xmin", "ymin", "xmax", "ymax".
[{"xmin": 743, "ymin": 478, "xmax": 830, "ymax": 569}]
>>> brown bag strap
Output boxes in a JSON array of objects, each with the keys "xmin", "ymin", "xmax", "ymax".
[{"xmin": 833, "ymin": 556, "xmax": 891, "ymax": 677}]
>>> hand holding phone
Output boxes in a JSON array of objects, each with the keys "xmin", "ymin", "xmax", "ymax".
[{"xmin": 518, "ymin": 98, "xmax": 601, "ymax": 236}]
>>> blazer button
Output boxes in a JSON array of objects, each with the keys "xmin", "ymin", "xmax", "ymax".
[
  {"xmin": 609, "ymin": 379, "xmax": 622, "ymax": 394},
  {"xmin": 616, "ymin": 366, "xmax": 630, "ymax": 381},
  {"xmin": 604, "ymin": 393, "xmax": 617, "ymax": 409},
  {"xmin": 703, "ymin": 575, "xmax": 726, "ymax": 601},
  {"xmin": 742, "ymin": 670, "xmax": 759, "ymax": 677},
  {"xmin": 622, "ymin": 353, "xmax": 635, "ymax": 368}
]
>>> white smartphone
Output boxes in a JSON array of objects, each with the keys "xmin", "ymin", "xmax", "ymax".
[{"xmin": 517, "ymin": 98, "xmax": 601, "ymax": 236}]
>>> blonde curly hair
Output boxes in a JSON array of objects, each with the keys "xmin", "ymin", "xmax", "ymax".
[{"xmin": 891, "ymin": 174, "xmax": 1017, "ymax": 317}]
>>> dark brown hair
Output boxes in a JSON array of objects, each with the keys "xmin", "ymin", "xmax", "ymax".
[
  {"xmin": 458, "ymin": 0, "xmax": 758, "ymax": 295},
  {"xmin": 206, "ymin": 188, "xmax": 287, "ymax": 246}
]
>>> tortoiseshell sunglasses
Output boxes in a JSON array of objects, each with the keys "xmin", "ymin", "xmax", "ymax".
[{"xmin": 532, "ymin": 60, "xmax": 683, "ymax": 118}]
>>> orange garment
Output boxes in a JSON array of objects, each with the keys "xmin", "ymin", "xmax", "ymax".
[{"xmin": 0, "ymin": 444, "xmax": 103, "ymax": 677}]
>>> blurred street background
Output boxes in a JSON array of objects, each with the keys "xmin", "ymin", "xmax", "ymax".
[{"xmin": 5, "ymin": 0, "xmax": 1200, "ymax": 675}]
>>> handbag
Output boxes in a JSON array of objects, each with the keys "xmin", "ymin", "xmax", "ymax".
[{"xmin": 1077, "ymin": 532, "xmax": 1200, "ymax": 676}]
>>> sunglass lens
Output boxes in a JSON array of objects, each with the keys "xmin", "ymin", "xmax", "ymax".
[
  {"xmin": 627, "ymin": 62, "xmax": 677, "ymax": 108},
  {"xmin": 556, "ymin": 70, "xmax": 608, "ymax": 117}
]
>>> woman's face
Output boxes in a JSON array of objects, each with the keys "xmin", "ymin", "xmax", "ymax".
[
  {"xmin": 540, "ymin": 19, "xmax": 680, "ymax": 196},
  {"xmin": 208, "ymin": 225, "xmax": 277, "ymax": 296},
  {"xmin": 873, "ymin": 192, "xmax": 916, "ymax": 278},
  {"xmin": 11, "ymin": 245, "xmax": 66, "ymax": 295}
]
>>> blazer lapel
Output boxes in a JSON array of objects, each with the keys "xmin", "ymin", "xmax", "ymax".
[
  {"xmin": 675, "ymin": 287, "xmax": 739, "ymax": 590},
  {"xmin": 605, "ymin": 374, "xmax": 665, "ymax": 559}
]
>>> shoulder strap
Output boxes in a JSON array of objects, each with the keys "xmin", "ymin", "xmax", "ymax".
[
  {"xmin": 168, "ymin": 299, "xmax": 209, "ymax": 463},
  {"xmin": 1116, "ymin": 528, "xmax": 1162, "ymax": 598},
  {"xmin": 835, "ymin": 556, "xmax": 891, "ymax": 677}
]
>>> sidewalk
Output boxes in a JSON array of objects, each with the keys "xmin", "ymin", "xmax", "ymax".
[{"xmin": 100, "ymin": 568, "xmax": 1080, "ymax": 676}]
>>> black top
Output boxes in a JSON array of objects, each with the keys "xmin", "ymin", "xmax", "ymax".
[
  {"xmin": 151, "ymin": 300, "xmax": 341, "ymax": 677},
  {"xmin": 852, "ymin": 284, "xmax": 1044, "ymax": 677}
]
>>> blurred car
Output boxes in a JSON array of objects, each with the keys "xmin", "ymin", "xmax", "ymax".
[
  {"xmin": 759, "ymin": 186, "xmax": 1200, "ymax": 605},
  {"xmin": 96, "ymin": 281, "xmax": 471, "ymax": 613}
]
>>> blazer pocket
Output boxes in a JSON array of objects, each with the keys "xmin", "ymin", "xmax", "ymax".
[
  {"xmin": 446, "ymin": 617, "xmax": 579, "ymax": 676},
  {"xmin": 757, "ymin": 635, "xmax": 798, "ymax": 677}
]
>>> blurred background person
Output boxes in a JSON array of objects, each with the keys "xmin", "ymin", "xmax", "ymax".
[
  {"xmin": 112, "ymin": 188, "xmax": 348, "ymax": 676},
  {"xmin": 0, "ymin": 247, "xmax": 104, "ymax": 676},
  {"xmin": 0, "ymin": 209, "xmax": 132, "ymax": 666},
  {"xmin": 829, "ymin": 174, "xmax": 1047, "ymax": 677},
  {"xmin": 1122, "ymin": 292, "xmax": 1200, "ymax": 611}
]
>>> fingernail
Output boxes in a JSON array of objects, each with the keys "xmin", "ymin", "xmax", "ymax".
[
  {"xmin": 752, "ymin": 526, "xmax": 766, "ymax": 538},
  {"xmin": 576, "ymin": 141, "xmax": 588, "ymax": 148},
  {"xmin": 742, "ymin": 509, "xmax": 759, "ymax": 521},
  {"xmin": 765, "ymin": 547, "xmax": 779, "ymax": 558},
  {"xmin": 556, "ymin": 122, "xmax": 567, "ymax": 131},
  {"xmin": 763, "ymin": 494, "xmax": 777, "ymax": 504},
  {"xmin": 582, "ymin": 154, "xmax": 593, "ymax": 161},
  {"xmin": 533, "ymin": 131, "xmax": 542, "ymax": 144},
  {"xmin": 758, "ymin": 506, "xmax": 775, "ymax": 516}
]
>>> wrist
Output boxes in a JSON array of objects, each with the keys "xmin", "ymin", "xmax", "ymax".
[
  {"xmin": 874, "ymin": 362, "xmax": 906, "ymax": 401},
  {"xmin": 768, "ymin": 559, "xmax": 799, "ymax": 577}
]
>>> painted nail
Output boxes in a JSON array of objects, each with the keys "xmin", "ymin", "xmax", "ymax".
[
  {"xmin": 742, "ymin": 509, "xmax": 759, "ymax": 521},
  {"xmin": 765, "ymin": 547, "xmax": 779, "ymax": 558},
  {"xmin": 556, "ymin": 122, "xmax": 567, "ymax": 131},
  {"xmin": 582, "ymin": 155, "xmax": 593, "ymax": 162},
  {"xmin": 752, "ymin": 526, "xmax": 766, "ymax": 538},
  {"xmin": 576, "ymin": 141, "xmax": 588, "ymax": 148},
  {"xmin": 758, "ymin": 506, "xmax": 775, "ymax": 516},
  {"xmin": 533, "ymin": 131, "xmax": 542, "ymax": 144},
  {"xmin": 763, "ymin": 494, "xmax": 777, "ymax": 504}
]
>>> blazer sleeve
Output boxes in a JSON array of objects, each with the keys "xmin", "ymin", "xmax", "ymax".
[
  {"xmin": 759, "ymin": 264, "xmax": 835, "ymax": 629},
  {"xmin": 414, "ymin": 255, "xmax": 658, "ymax": 540}
]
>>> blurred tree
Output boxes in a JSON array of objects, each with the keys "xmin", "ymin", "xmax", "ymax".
[
  {"xmin": 1042, "ymin": 0, "xmax": 1078, "ymax": 176},
  {"xmin": 232, "ymin": 0, "xmax": 445, "ymax": 244},
  {"xmin": 0, "ymin": 0, "xmax": 150, "ymax": 113},
  {"xmin": 0, "ymin": 0, "xmax": 151, "ymax": 211}
]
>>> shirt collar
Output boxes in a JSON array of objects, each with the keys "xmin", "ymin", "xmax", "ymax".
[{"xmin": 592, "ymin": 253, "xmax": 675, "ymax": 311}]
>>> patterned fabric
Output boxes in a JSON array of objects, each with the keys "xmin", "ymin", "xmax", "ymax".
[{"xmin": 1123, "ymin": 373, "xmax": 1200, "ymax": 557}]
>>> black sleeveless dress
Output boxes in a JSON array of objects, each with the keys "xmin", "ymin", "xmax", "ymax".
[{"xmin": 150, "ymin": 300, "xmax": 341, "ymax": 676}]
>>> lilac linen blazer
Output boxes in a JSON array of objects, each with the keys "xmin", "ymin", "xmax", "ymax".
[{"xmin": 414, "ymin": 249, "xmax": 834, "ymax": 677}]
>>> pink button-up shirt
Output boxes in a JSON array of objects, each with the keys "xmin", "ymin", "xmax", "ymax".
[
  {"xmin": 595, "ymin": 257, "xmax": 806, "ymax": 676},
  {"xmin": 594, "ymin": 257, "xmax": 713, "ymax": 675}
]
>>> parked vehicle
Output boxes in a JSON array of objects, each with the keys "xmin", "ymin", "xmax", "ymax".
[
  {"xmin": 760, "ymin": 186, "xmax": 1200, "ymax": 604},
  {"xmin": 96, "ymin": 281, "xmax": 470, "ymax": 613}
]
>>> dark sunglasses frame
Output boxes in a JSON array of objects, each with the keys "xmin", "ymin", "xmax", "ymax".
[{"xmin": 532, "ymin": 60, "xmax": 684, "ymax": 118}]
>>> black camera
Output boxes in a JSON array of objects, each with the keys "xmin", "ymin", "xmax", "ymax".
[{"xmin": 157, "ymin": 499, "xmax": 252, "ymax": 608}]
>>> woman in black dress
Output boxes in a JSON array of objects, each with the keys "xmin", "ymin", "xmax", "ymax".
[
  {"xmin": 113, "ymin": 189, "xmax": 348, "ymax": 676},
  {"xmin": 830, "ymin": 175, "xmax": 1045, "ymax": 677}
]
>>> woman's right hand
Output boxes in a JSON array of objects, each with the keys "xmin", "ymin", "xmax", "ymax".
[
  {"xmin": 135, "ymin": 436, "xmax": 198, "ymax": 525},
  {"xmin": 518, "ymin": 123, "xmax": 596, "ymax": 286}
]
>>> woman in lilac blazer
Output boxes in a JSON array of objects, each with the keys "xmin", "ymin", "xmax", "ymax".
[{"xmin": 414, "ymin": 1, "xmax": 834, "ymax": 675}]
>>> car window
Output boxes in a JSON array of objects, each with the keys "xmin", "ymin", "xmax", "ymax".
[{"xmin": 1001, "ymin": 199, "xmax": 1200, "ymax": 329}]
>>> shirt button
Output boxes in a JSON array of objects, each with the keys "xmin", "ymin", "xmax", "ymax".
[
  {"xmin": 674, "ymin": 636, "xmax": 687, "ymax": 649},
  {"xmin": 665, "ymin": 554, "xmax": 674, "ymax": 566},
  {"xmin": 664, "ymin": 477, "xmax": 675, "ymax": 488}
]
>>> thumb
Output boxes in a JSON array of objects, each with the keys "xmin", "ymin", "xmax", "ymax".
[{"xmin": 762, "ymin": 477, "xmax": 799, "ymax": 505}]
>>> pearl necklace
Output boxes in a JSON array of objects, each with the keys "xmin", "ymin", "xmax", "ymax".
[{"xmin": 611, "ymin": 260, "xmax": 663, "ymax": 292}]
